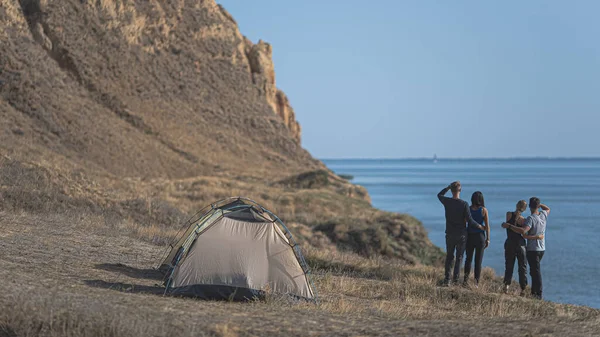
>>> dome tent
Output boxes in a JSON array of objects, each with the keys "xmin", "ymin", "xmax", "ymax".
[{"xmin": 158, "ymin": 197, "xmax": 317, "ymax": 302}]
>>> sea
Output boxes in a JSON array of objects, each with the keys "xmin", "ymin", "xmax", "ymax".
[{"xmin": 322, "ymin": 158, "xmax": 600, "ymax": 309}]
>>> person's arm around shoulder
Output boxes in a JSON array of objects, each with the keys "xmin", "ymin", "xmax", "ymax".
[
  {"xmin": 465, "ymin": 202, "xmax": 485, "ymax": 230},
  {"xmin": 509, "ymin": 216, "xmax": 531, "ymax": 234},
  {"xmin": 483, "ymin": 207, "xmax": 491, "ymax": 248},
  {"xmin": 504, "ymin": 214, "xmax": 527, "ymax": 228}
]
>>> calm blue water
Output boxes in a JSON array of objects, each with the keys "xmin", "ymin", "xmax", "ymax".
[{"xmin": 323, "ymin": 158, "xmax": 600, "ymax": 309}]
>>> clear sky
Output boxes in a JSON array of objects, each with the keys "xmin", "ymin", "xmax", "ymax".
[{"xmin": 218, "ymin": 0, "xmax": 600, "ymax": 158}]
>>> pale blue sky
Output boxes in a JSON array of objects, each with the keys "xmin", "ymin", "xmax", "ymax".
[{"xmin": 219, "ymin": 0, "xmax": 600, "ymax": 158}]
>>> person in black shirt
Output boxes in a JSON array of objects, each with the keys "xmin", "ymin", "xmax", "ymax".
[
  {"xmin": 437, "ymin": 181, "xmax": 485, "ymax": 286},
  {"xmin": 502, "ymin": 200, "xmax": 528, "ymax": 295}
]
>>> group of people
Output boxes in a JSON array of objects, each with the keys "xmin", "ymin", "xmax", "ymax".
[{"xmin": 437, "ymin": 181, "xmax": 550, "ymax": 299}]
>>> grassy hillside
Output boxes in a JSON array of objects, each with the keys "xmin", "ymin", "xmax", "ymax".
[
  {"xmin": 0, "ymin": 211, "xmax": 598, "ymax": 336},
  {"xmin": 1, "ymin": 0, "xmax": 315, "ymax": 178}
]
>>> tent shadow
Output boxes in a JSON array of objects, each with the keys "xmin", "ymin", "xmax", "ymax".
[
  {"xmin": 0, "ymin": 325, "xmax": 17, "ymax": 337},
  {"xmin": 94, "ymin": 263, "xmax": 164, "ymax": 281},
  {"xmin": 84, "ymin": 280, "xmax": 165, "ymax": 295}
]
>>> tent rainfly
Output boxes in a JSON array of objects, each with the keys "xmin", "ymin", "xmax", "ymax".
[{"xmin": 158, "ymin": 197, "xmax": 317, "ymax": 302}]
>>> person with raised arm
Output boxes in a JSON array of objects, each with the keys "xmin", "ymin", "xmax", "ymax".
[
  {"xmin": 438, "ymin": 181, "xmax": 485, "ymax": 286},
  {"xmin": 502, "ymin": 197, "xmax": 549, "ymax": 299}
]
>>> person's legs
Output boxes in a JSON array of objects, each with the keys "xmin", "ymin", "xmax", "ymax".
[
  {"xmin": 473, "ymin": 232, "xmax": 485, "ymax": 284},
  {"xmin": 516, "ymin": 245, "xmax": 528, "ymax": 291},
  {"xmin": 453, "ymin": 234, "xmax": 467, "ymax": 283},
  {"xmin": 504, "ymin": 242, "xmax": 516, "ymax": 286},
  {"xmin": 538, "ymin": 251, "xmax": 545, "ymax": 298},
  {"xmin": 527, "ymin": 251, "xmax": 542, "ymax": 299},
  {"xmin": 463, "ymin": 235, "xmax": 476, "ymax": 283},
  {"xmin": 444, "ymin": 235, "xmax": 457, "ymax": 284}
]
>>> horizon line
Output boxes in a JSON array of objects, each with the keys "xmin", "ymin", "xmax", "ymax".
[{"xmin": 320, "ymin": 156, "xmax": 600, "ymax": 161}]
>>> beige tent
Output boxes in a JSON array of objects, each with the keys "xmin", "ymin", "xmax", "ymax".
[{"xmin": 159, "ymin": 198, "xmax": 317, "ymax": 301}]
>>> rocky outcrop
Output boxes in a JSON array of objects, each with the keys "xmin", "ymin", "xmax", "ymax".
[
  {"xmin": 277, "ymin": 169, "xmax": 371, "ymax": 204},
  {"xmin": 275, "ymin": 90, "xmax": 301, "ymax": 144},
  {"xmin": 245, "ymin": 40, "xmax": 302, "ymax": 143},
  {"xmin": 246, "ymin": 41, "xmax": 277, "ymax": 112},
  {"xmin": 214, "ymin": 5, "xmax": 302, "ymax": 143}
]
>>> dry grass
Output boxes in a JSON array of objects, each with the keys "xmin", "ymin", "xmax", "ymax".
[
  {"xmin": 0, "ymin": 288, "xmax": 172, "ymax": 337},
  {"xmin": 0, "ymin": 156, "xmax": 443, "ymax": 265},
  {"xmin": 127, "ymin": 222, "xmax": 181, "ymax": 246},
  {"xmin": 306, "ymin": 249, "xmax": 600, "ymax": 322},
  {"xmin": 0, "ymin": 211, "xmax": 598, "ymax": 337}
]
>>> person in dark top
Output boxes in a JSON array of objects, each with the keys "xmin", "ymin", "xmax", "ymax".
[
  {"xmin": 437, "ymin": 181, "xmax": 485, "ymax": 286},
  {"xmin": 502, "ymin": 200, "xmax": 528, "ymax": 295},
  {"xmin": 463, "ymin": 191, "xmax": 490, "ymax": 287}
]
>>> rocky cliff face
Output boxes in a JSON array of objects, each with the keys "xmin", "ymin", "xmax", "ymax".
[
  {"xmin": 244, "ymin": 39, "xmax": 302, "ymax": 143},
  {"xmin": 275, "ymin": 89, "xmax": 301, "ymax": 144},
  {"xmin": 0, "ymin": 0, "xmax": 310, "ymax": 178},
  {"xmin": 216, "ymin": 4, "xmax": 301, "ymax": 143}
]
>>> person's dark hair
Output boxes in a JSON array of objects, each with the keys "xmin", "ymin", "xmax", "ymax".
[
  {"xmin": 451, "ymin": 181, "xmax": 461, "ymax": 194},
  {"xmin": 529, "ymin": 197, "xmax": 541, "ymax": 210},
  {"xmin": 471, "ymin": 191, "xmax": 485, "ymax": 208}
]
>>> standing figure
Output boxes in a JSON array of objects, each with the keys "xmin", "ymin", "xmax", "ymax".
[
  {"xmin": 502, "ymin": 200, "xmax": 528, "ymax": 295},
  {"xmin": 463, "ymin": 191, "xmax": 490, "ymax": 287},
  {"xmin": 438, "ymin": 181, "xmax": 485, "ymax": 286}
]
